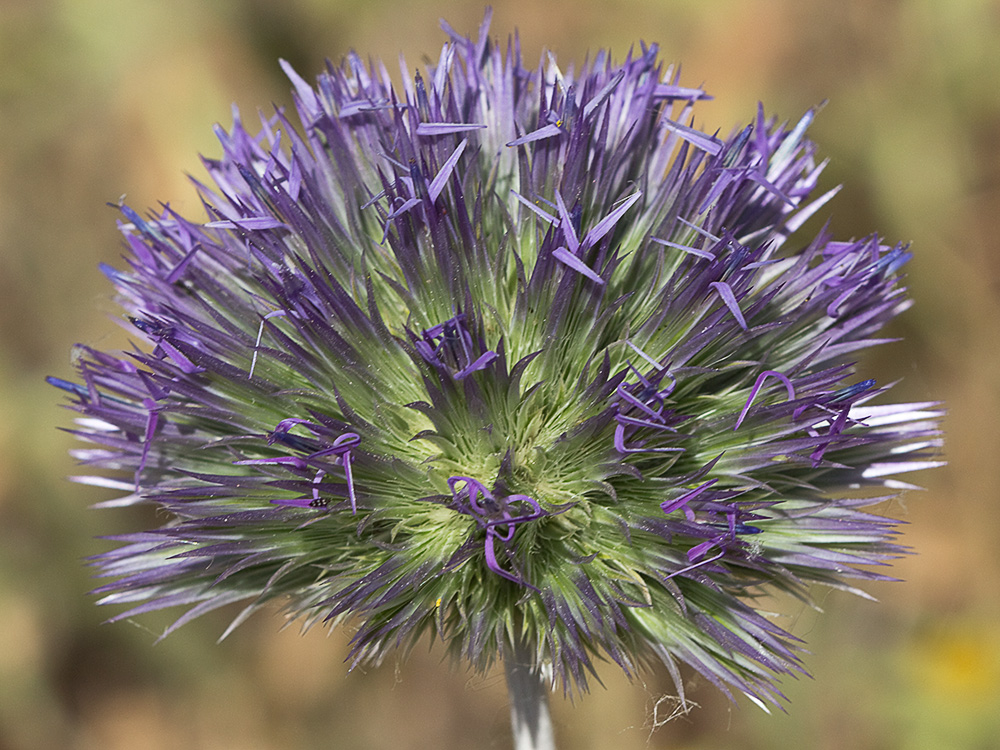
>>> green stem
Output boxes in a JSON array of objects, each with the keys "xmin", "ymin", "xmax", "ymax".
[{"xmin": 504, "ymin": 640, "xmax": 555, "ymax": 750}]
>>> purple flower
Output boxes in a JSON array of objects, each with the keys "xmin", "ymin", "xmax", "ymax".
[{"xmin": 52, "ymin": 12, "xmax": 941, "ymax": 713}]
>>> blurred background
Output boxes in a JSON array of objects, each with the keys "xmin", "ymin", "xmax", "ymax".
[{"xmin": 1, "ymin": 0, "xmax": 996, "ymax": 748}]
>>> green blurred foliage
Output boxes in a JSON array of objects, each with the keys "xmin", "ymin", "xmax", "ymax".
[{"xmin": 1, "ymin": 0, "xmax": 995, "ymax": 748}]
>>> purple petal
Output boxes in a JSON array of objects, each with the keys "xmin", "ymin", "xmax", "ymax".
[
  {"xmin": 582, "ymin": 71, "xmax": 625, "ymax": 118},
  {"xmin": 708, "ymin": 281, "xmax": 748, "ymax": 330},
  {"xmin": 653, "ymin": 84, "xmax": 711, "ymax": 101},
  {"xmin": 554, "ymin": 192, "xmax": 580, "ymax": 253},
  {"xmin": 662, "ymin": 118, "xmax": 723, "ymax": 155},
  {"xmin": 582, "ymin": 191, "xmax": 641, "ymax": 249},
  {"xmin": 506, "ymin": 122, "xmax": 562, "ymax": 147},
  {"xmin": 510, "ymin": 190, "xmax": 558, "ymax": 225},
  {"xmin": 650, "ymin": 237, "xmax": 716, "ymax": 260},
  {"xmin": 428, "ymin": 138, "xmax": 468, "ymax": 202},
  {"xmin": 416, "ymin": 122, "xmax": 487, "ymax": 136},
  {"xmin": 553, "ymin": 247, "xmax": 604, "ymax": 284},
  {"xmin": 279, "ymin": 59, "xmax": 320, "ymax": 123},
  {"xmin": 204, "ymin": 217, "xmax": 289, "ymax": 230}
]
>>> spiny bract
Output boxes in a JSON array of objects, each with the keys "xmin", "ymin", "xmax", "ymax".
[{"xmin": 53, "ymin": 14, "xmax": 942, "ymax": 708}]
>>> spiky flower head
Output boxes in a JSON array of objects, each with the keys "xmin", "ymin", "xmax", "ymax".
[{"xmin": 53, "ymin": 14, "xmax": 941, "ymax": 709}]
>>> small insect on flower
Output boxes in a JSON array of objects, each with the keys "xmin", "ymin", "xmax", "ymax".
[{"xmin": 52, "ymin": 11, "xmax": 941, "ymax": 716}]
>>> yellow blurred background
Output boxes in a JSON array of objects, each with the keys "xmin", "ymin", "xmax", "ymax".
[{"xmin": 1, "ymin": 1, "xmax": 996, "ymax": 748}]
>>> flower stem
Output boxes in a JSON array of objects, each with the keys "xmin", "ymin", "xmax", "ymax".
[{"xmin": 504, "ymin": 640, "xmax": 555, "ymax": 750}]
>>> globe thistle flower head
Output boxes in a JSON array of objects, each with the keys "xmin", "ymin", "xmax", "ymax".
[{"xmin": 53, "ymin": 14, "xmax": 942, "ymax": 710}]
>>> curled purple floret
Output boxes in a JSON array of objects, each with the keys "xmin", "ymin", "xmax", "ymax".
[
  {"xmin": 443, "ymin": 477, "xmax": 565, "ymax": 588},
  {"xmin": 735, "ymin": 370, "xmax": 797, "ymax": 430},
  {"xmin": 412, "ymin": 314, "xmax": 497, "ymax": 379},
  {"xmin": 235, "ymin": 419, "xmax": 361, "ymax": 512}
]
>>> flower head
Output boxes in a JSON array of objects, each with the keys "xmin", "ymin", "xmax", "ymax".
[{"xmin": 53, "ymin": 14, "xmax": 941, "ymax": 708}]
